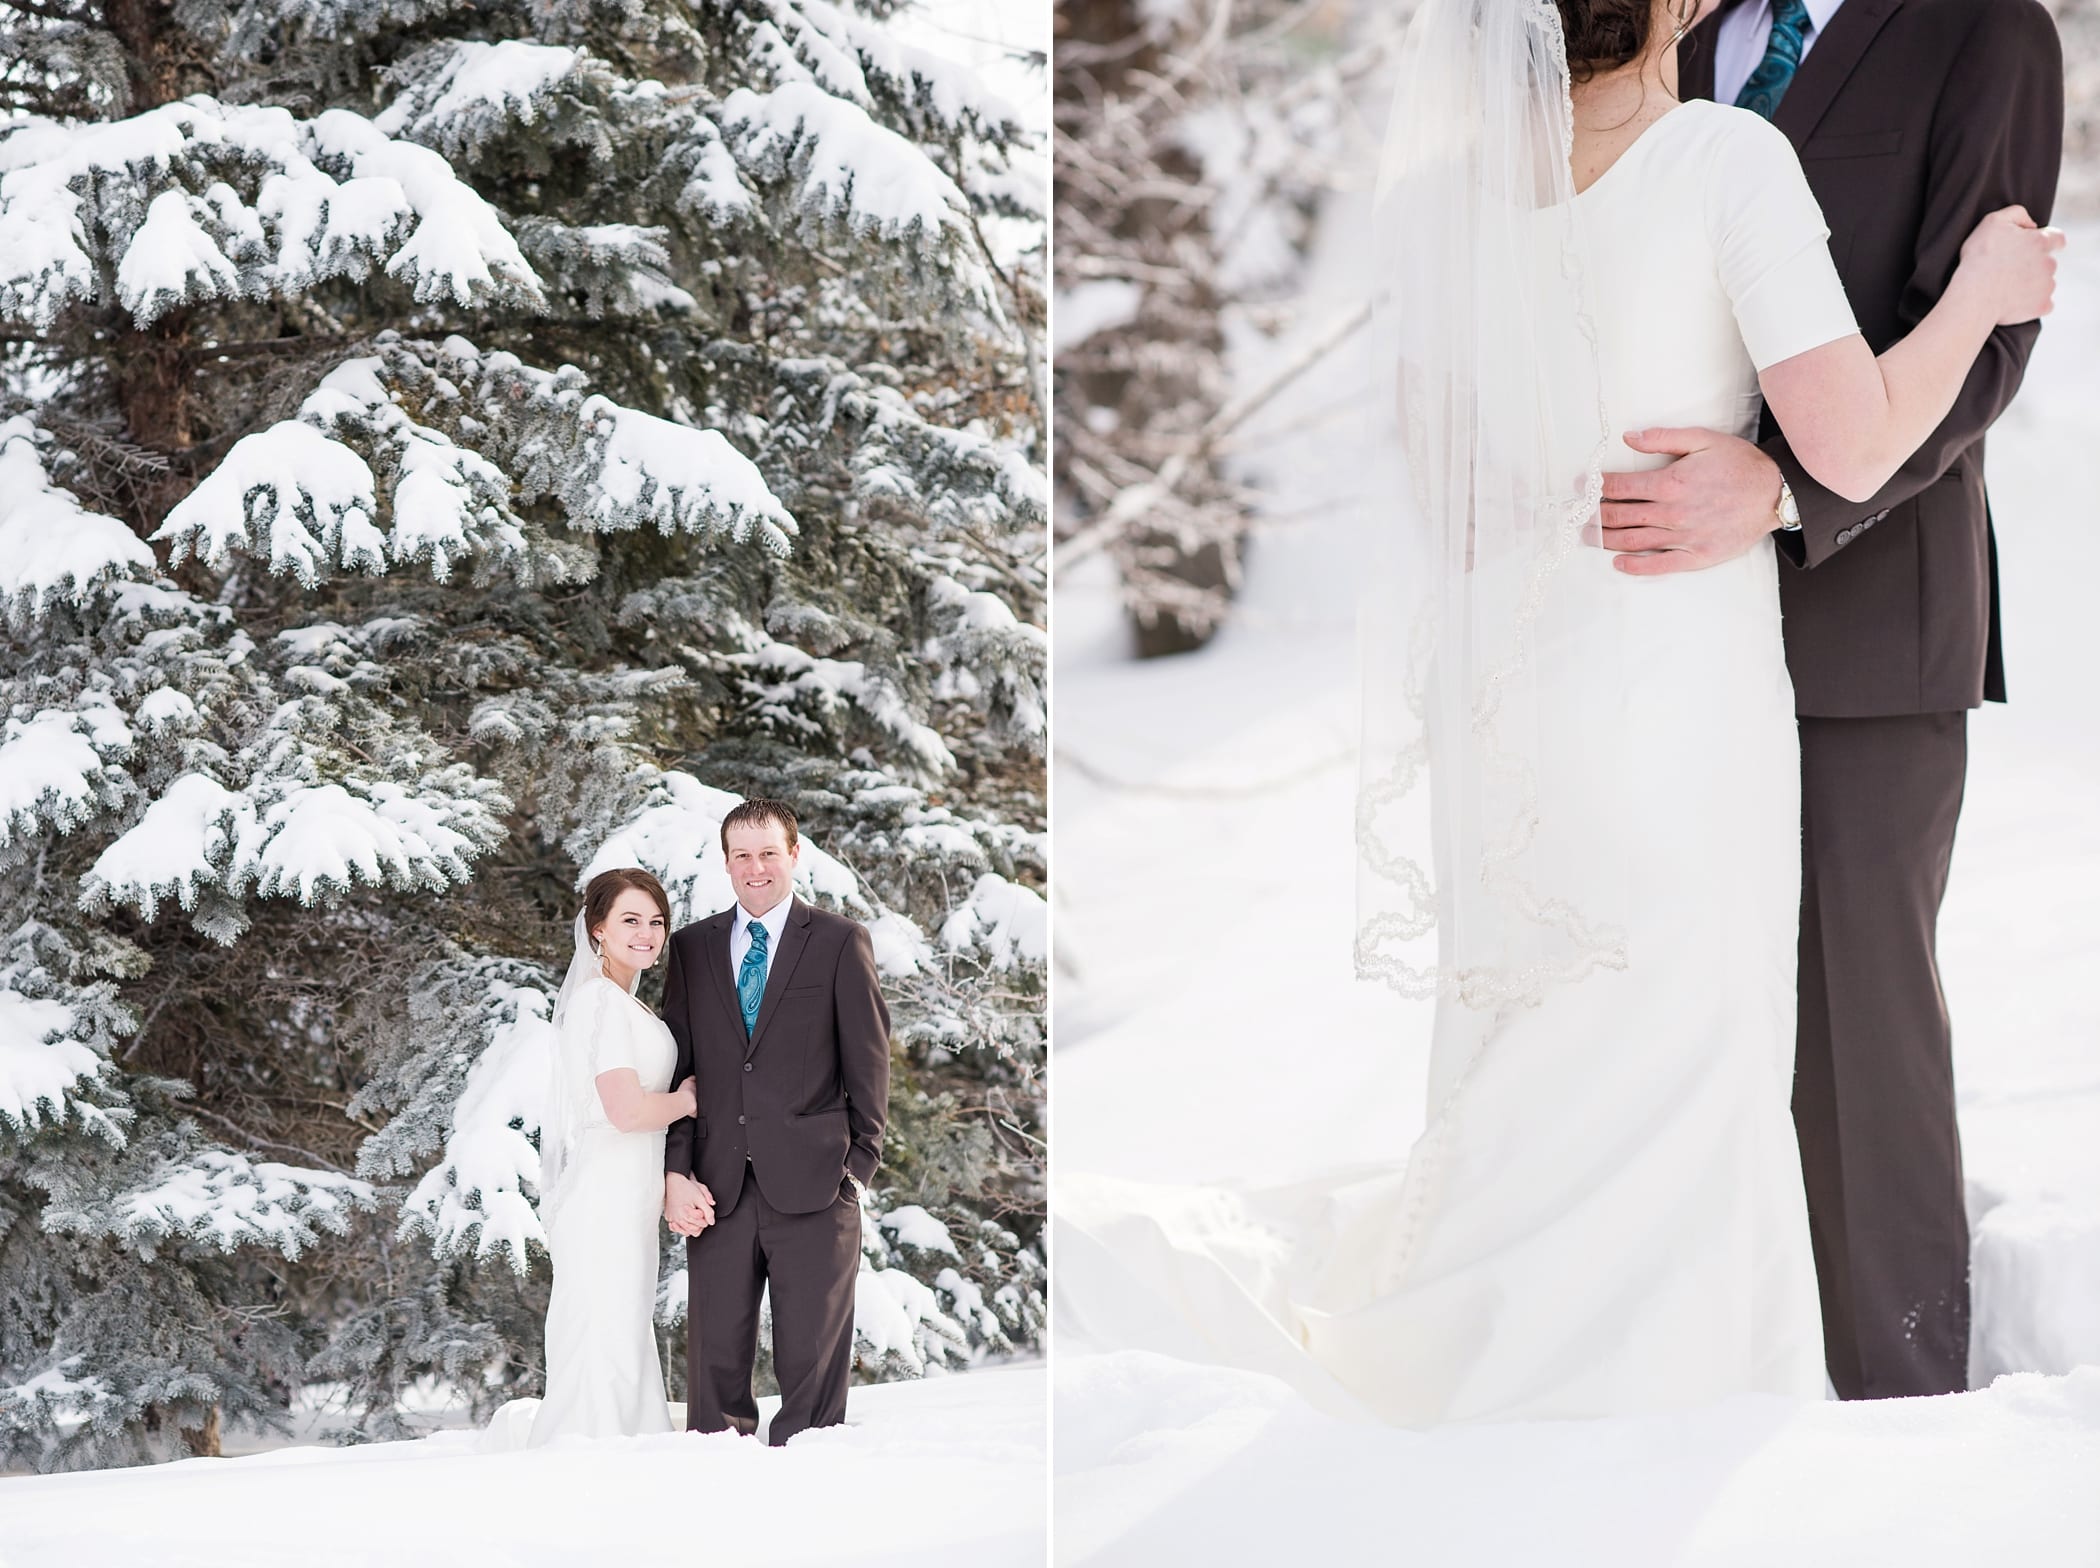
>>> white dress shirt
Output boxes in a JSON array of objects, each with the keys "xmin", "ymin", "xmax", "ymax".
[
  {"xmin": 1714, "ymin": 0, "xmax": 1849, "ymax": 108},
  {"xmin": 729, "ymin": 893, "xmax": 795, "ymax": 988}
]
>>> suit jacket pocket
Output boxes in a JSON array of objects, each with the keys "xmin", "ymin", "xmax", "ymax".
[{"xmin": 1802, "ymin": 130, "xmax": 1903, "ymax": 161}]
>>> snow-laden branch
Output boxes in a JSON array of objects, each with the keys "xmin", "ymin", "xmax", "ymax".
[
  {"xmin": 52, "ymin": 1148, "xmax": 375, "ymax": 1260},
  {"xmin": 0, "ymin": 705, "xmax": 133, "ymax": 852},
  {"xmin": 155, "ymin": 343, "xmax": 799, "ymax": 585},
  {"xmin": 154, "ymin": 416, "xmax": 383, "ymax": 586},
  {"xmin": 940, "ymin": 873, "xmax": 1048, "ymax": 973},
  {"xmin": 240, "ymin": 777, "xmax": 491, "ymax": 904},
  {"xmin": 82, "ymin": 757, "xmax": 504, "ymax": 924},
  {"xmin": 396, "ymin": 979, "xmax": 553, "ymax": 1274},
  {"xmin": 0, "ymin": 988, "xmax": 113, "ymax": 1138},
  {"xmin": 0, "ymin": 419, "xmax": 156, "ymax": 621},
  {"xmin": 374, "ymin": 39, "xmax": 585, "ymax": 160},
  {"xmin": 0, "ymin": 96, "xmax": 541, "ymax": 329},
  {"xmin": 80, "ymin": 772, "xmax": 244, "ymax": 922},
  {"xmin": 720, "ymin": 79, "xmax": 994, "ymax": 310},
  {"xmin": 753, "ymin": 0, "xmax": 1031, "ymax": 146},
  {"xmin": 731, "ymin": 637, "xmax": 958, "ymax": 779}
]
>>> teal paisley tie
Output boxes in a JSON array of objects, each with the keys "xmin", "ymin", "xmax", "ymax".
[
  {"xmin": 738, "ymin": 919, "xmax": 769, "ymax": 1036},
  {"xmin": 1735, "ymin": 0, "xmax": 1812, "ymax": 121}
]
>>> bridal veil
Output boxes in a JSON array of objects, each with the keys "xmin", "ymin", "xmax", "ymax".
[{"xmin": 1354, "ymin": 0, "xmax": 1629, "ymax": 1015}]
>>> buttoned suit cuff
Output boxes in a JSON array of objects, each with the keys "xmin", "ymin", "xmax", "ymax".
[{"xmin": 1767, "ymin": 440, "xmax": 1894, "ymax": 569}]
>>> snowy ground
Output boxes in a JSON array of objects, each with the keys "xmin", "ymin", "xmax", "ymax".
[
  {"xmin": 0, "ymin": 1364, "xmax": 1045, "ymax": 1568},
  {"xmin": 1050, "ymin": 205, "xmax": 2100, "ymax": 1566}
]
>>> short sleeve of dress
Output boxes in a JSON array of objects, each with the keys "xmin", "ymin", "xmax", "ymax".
[
  {"xmin": 587, "ymin": 980, "xmax": 645, "ymax": 1078},
  {"xmin": 1707, "ymin": 110, "xmax": 1861, "ymax": 371}
]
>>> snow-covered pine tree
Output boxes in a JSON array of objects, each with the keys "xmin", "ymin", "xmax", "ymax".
[{"xmin": 0, "ymin": 0, "xmax": 1045, "ymax": 1468}]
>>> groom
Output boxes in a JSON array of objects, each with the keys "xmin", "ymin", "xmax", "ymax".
[
  {"xmin": 660, "ymin": 798, "xmax": 890, "ymax": 1445},
  {"xmin": 1605, "ymin": 0, "xmax": 2064, "ymax": 1398}
]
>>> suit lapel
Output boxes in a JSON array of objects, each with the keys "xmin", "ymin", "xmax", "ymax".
[
  {"xmin": 1770, "ymin": 0, "xmax": 1905, "ymax": 146},
  {"xmin": 697, "ymin": 910, "xmax": 741, "ymax": 1046},
  {"xmin": 745, "ymin": 898, "xmax": 814, "ymax": 1060}
]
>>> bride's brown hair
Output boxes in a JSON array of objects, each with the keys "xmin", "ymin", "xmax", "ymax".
[
  {"xmin": 1556, "ymin": 0, "xmax": 1701, "ymax": 83},
  {"xmin": 583, "ymin": 867, "xmax": 673, "ymax": 950}
]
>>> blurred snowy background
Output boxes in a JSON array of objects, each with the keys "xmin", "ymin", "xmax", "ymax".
[{"xmin": 1052, "ymin": 1, "xmax": 2100, "ymax": 1562}]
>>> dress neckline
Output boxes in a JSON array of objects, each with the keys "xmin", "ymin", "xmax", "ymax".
[
  {"xmin": 587, "ymin": 971, "xmax": 664, "ymax": 1027},
  {"xmin": 1572, "ymin": 100, "xmax": 1696, "ymax": 200}
]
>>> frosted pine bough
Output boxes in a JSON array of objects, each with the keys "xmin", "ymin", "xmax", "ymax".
[{"xmin": 0, "ymin": 0, "xmax": 1044, "ymax": 1468}]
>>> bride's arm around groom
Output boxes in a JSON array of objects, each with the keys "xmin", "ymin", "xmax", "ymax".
[{"xmin": 1603, "ymin": 0, "xmax": 2064, "ymax": 586}]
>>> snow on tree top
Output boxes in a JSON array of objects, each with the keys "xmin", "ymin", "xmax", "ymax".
[{"xmin": 0, "ymin": 419, "xmax": 157, "ymax": 621}]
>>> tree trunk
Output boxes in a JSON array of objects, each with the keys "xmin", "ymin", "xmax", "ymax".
[
  {"xmin": 179, "ymin": 1403, "xmax": 221, "ymax": 1458},
  {"xmin": 109, "ymin": 310, "xmax": 197, "ymax": 527},
  {"xmin": 101, "ymin": 0, "xmax": 201, "ymax": 113}
]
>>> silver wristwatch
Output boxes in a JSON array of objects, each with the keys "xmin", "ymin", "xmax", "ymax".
[{"xmin": 1774, "ymin": 478, "xmax": 1802, "ymax": 533}]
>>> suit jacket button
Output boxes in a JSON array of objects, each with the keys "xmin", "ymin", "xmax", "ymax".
[
  {"xmin": 744, "ymin": 1062, "xmax": 752, "ymax": 1072},
  {"xmin": 737, "ymin": 1114, "xmax": 746, "ymax": 1125}
]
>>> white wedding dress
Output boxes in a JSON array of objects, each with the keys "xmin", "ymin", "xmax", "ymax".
[
  {"xmin": 1061, "ymin": 101, "xmax": 1857, "ymax": 1425},
  {"xmin": 528, "ymin": 974, "xmax": 678, "ymax": 1444}
]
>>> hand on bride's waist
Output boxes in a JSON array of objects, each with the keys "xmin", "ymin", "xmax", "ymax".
[{"xmin": 1592, "ymin": 427, "xmax": 1785, "ymax": 578}]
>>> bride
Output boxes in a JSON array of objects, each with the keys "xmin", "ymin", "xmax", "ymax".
[
  {"xmin": 1059, "ymin": 0, "xmax": 2059, "ymax": 1427},
  {"xmin": 529, "ymin": 867, "xmax": 699, "ymax": 1444}
]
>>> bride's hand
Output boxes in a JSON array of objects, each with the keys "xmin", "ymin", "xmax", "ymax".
[
  {"xmin": 674, "ymin": 1076, "xmax": 697, "ymax": 1118},
  {"xmin": 1958, "ymin": 206, "xmax": 2065, "ymax": 326}
]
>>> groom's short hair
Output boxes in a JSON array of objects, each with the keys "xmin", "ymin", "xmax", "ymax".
[{"xmin": 720, "ymin": 797, "xmax": 799, "ymax": 853}]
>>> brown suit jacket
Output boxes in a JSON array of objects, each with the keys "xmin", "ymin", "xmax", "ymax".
[
  {"xmin": 1682, "ymin": 0, "xmax": 2063, "ymax": 716},
  {"xmin": 661, "ymin": 897, "xmax": 890, "ymax": 1218}
]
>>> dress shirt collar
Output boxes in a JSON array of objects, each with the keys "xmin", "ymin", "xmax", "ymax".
[
  {"xmin": 732, "ymin": 891, "xmax": 795, "ymax": 947},
  {"xmin": 1736, "ymin": 0, "xmax": 1847, "ymax": 38}
]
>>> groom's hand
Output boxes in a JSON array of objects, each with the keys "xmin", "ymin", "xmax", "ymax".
[
  {"xmin": 1596, "ymin": 428, "xmax": 1784, "ymax": 576},
  {"xmin": 664, "ymin": 1172, "xmax": 715, "ymax": 1235}
]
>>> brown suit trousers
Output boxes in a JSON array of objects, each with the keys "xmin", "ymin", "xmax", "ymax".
[{"xmin": 1685, "ymin": 0, "xmax": 2063, "ymax": 1396}]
